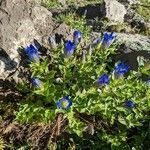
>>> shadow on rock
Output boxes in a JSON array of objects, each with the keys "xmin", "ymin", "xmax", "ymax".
[
  {"xmin": 0, "ymin": 48, "xmax": 17, "ymax": 71},
  {"xmin": 0, "ymin": 79, "xmax": 22, "ymax": 102},
  {"xmin": 76, "ymin": 3, "xmax": 106, "ymax": 19},
  {"xmin": 114, "ymin": 49, "xmax": 150, "ymax": 80}
]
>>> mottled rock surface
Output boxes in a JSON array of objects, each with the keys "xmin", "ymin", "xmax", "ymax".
[
  {"xmin": 0, "ymin": 0, "xmax": 54, "ymax": 80},
  {"xmin": 53, "ymin": 23, "xmax": 73, "ymax": 41},
  {"xmin": 116, "ymin": 33, "xmax": 150, "ymax": 51},
  {"xmin": 104, "ymin": 0, "xmax": 127, "ymax": 23}
]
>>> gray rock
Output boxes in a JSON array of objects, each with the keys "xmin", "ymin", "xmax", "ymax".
[
  {"xmin": 25, "ymin": 0, "xmax": 41, "ymax": 6},
  {"xmin": 115, "ymin": 33, "xmax": 150, "ymax": 71},
  {"xmin": 104, "ymin": 0, "xmax": 127, "ymax": 23},
  {"xmin": 0, "ymin": 0, "xmax": 54, "ymax": 81},
  {"xmin": 53, "ymin": 23, "xmax": 73, "ymax": 40},
  {"xmin": 117, "ymin": 0, "xmax": 140, "ymax": 5},
  {"xmin": 126, "ymin": 0, "xmax": 139, "ymax": 4},
  {"xmin": 124, "ymin": 8, "xmax": 150, "ymax": 34},
  {"xmin": 116, "ymin": 33, "xmax": 150, "ymax": 51}
]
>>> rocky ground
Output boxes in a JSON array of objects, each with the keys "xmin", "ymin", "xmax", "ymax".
[{"xmin": 0, "ymin": 0, "xmax": 150, "ymax": 149}]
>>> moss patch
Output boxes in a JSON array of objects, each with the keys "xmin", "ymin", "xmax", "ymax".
[{"xmin": 134, "ymin": 0, "xmax": 150, "ymax": 22}]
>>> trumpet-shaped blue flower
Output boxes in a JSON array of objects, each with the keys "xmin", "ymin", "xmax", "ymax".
[
  {"xmin": 114, "ymin": 62, "xmax": 130, "ymax": 76},
  {"xmin": 32, "ymin": 77, "xmax": 41, "ymax": 87},
  {"xmin": 73, "ymin": 30, "xmax": 82, "ymax": 44},
  {"xmin": 101, "ymin": 32, "xmax": 116, "ymax": 49},
  {"xmin": 96, "ymin": 74, "xmax": 109, "ymax": 85},
  {"xmin": 94, "ymin": 38, "xmax": 101, "ymax": 45},
  {"xmin": 125, "ymin": 100, "xmax": 134, "ymax": 108},
  {"xmin": 147, "ymin": 80, "xmax": 150, "ymax": 85},
  {"xmin": 64, "ymin": 41, "xmax": 76, "ymax": 57},
  {"xmin": 92, "ymin": 37, "xmax": 101, "ymax": 49},
  {"xmin": 25, "ymin": 44, "xmax": 39, "ymax": 61},
  {"xmin": 56, "ymin": 96, "xmax": 72, "ymax": 110}
]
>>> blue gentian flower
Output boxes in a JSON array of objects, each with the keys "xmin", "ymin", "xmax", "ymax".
[
  {"xmin": 64, "ymin": 41, "xmax": 76, "ymax": 57},
  {"xmin": 25, "ymin": 44, "xmax": 39, "ymax": 61},
  {"xmin": 114, "ymin": 62, "xmax": 130, "ymax": 76},
  {"xmin": 101, "ymin": 32, "xmax": 116, "ymax": 49},
  {"xmin": 73, "ymin": 30, "xmax": 82, "ymax": 44},
  {"xmin": 56, "ymin": 96, "xmax": 72, "ymax": 110},
  {"xmin": 93, "ymin": 37, "xmax": 101, "ymax": 49},
  {"xmin": 48, "ymin": 35, "xmax": 57, "ymax": 49},
  {"xmin": 32, "ymin": 77, "xmax": 41, "ymax": 87},
  {"xmin": 125, "ymin": 100, "xmax": 134, "ymax": 108},
  {"xmin": 96, "ymin": 74, "xmax": 109, "ymax": 85},
  {"xmin": 147, "ymin": 80, "xmax": 150, "ymax": 85},
  {"xmin": 94, "ymin": 38, "xmax": 101, "ymax": 45}
]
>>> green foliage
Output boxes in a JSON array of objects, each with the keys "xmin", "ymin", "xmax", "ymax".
[
  {"xmin": 42, "ymin": 0, "xmax": 104, "ymax": 8},
  {"xmin": 42, "ymin": 0, "xmax": 77, "ymax": 8},
  {"xmin": 16, "ymin": 102, "xmax": 55, "ymax": 123},
  {"xmin": 0, "ymin": 137, "xmax": 4, "ymax": 150},
  {"xmin": 67, "ymin": 110, "xmax": 85, "ymax": 137},
  {"xmin": 42, "ymin": 0, "xmax": 61, "ymax": 8},
  {"xmin": 134, "ymin": 0, "xmax": 150, "ymax": 22},
  {"xmin": 109, "ymin": 23, "xmax": 127, "ymax": 33},
  {"xmin": 77, "ymin": 0, "xmax": 104, "ymax": 6},
  {"xmin": 137, "ymin": 56, "xmax": 150, "ymax": 75},
  {"xmin": 130, "ymin": 0, "xmax": 150, "ymax": 36}
]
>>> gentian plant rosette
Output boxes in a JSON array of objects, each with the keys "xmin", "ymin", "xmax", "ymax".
[
  {"xmin": 101, "ymin": 32, "xmax": 116, "ymax": 49},
  {"xmin": 56, "ymin": 96, "xmax": 72, "ymax": 110},
  {"xmin": 64, "ymin": 40, "xmax": 76, "ymax": 57},
  {"xmin": 73, "ymin": 30, "xmax": 82, "ymax": 44},
  {"xmin": 25, "ymin": 44, "xmax": 39, "ymax": 61},
  {"xmin": 96, "ymin": 73, "xmax": 110, "ymax": 86},
  {"xmin": 114, "ymin": 61, "xmax": 130, "ymax": 77},
  {"xmin": 15, "ymin": 28, "xmax": 150, "ymax": 147},
  {"xmin": 31, "ymin": 77, "xmax": 41, "ymax": 88}
]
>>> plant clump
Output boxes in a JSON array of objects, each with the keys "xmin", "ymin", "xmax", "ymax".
[{"xmin": 14, "ymin": 29, "xmax": 150, "ymax": 149}]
